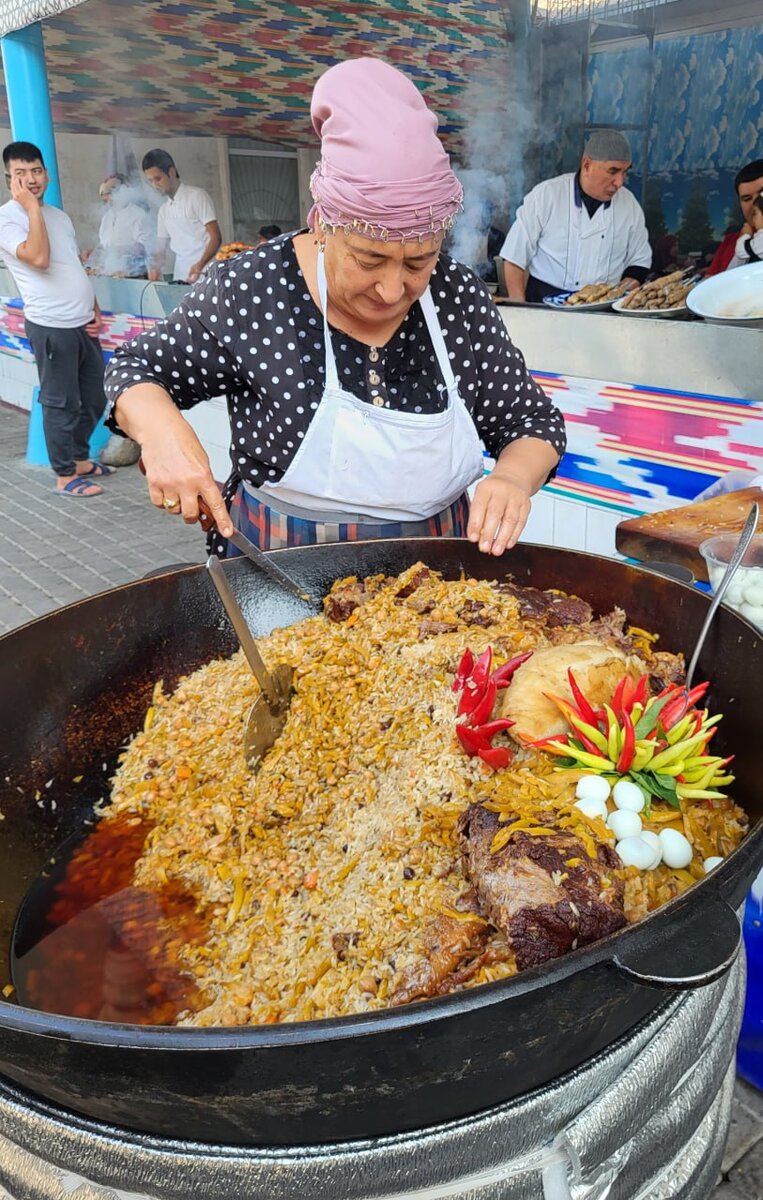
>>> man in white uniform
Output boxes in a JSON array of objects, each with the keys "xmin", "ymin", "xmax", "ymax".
[
  {"xmin": 0, "ymin": 141, "xmax": 111, "ymax": 497},
  {"xmin": 142, "ymin": 149, "xmax": 221, "ymax": 283},
  {"xmin": 500, "ymin": 130, "xmax": 652, "ymax": 304},
  {"xmin": 87, "ymin": 174, "xmax": 154, "ymax": 278}
]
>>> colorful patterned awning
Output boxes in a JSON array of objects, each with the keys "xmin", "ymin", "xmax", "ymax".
[{"xmin": 0, "ymin": 1, "xmax": 517, "ymax": 151}]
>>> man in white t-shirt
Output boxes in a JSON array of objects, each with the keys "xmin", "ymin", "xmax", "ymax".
[
  {"xmin": 0, "ymin": 141, "xmax": 112, "ymax": 497},
  {"xmin": 142, "ymin": 149, "xmax": 221, "ymax": 283}
]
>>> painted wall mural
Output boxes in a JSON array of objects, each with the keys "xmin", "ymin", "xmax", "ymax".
[{"xmin": 588, "ymin": 23, "xmax": 763, "ymax": 248}]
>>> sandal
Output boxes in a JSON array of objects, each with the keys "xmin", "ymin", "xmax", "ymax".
[
  {"xmin": 56, "ymin": 477, "xmax": 104, "ymax": 497},
  {"xmin": 76, "ymin": 461, "xmax": 115, "ymax": 477}
]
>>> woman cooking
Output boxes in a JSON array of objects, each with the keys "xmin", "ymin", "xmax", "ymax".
[{"xmin": 105, "ymin": 58, "xmax": 565, "ymax": 557}]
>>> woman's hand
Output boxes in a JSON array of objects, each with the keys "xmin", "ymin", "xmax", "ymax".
[
  {"xmin": 467, "ymin": 472, "xmax": 531, "ymax": 555},
  {"xmin": 142, "ymin": 423, "xmax": 233, "ymax": 536},
  {"xmin": 115, "ymin": 384, "xmax": 234, "ymax": 537}
]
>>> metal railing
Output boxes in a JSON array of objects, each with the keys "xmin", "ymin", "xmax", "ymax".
[{"xmin": 535, "ymin": 0, "xmax": 679, "ymax": 23}]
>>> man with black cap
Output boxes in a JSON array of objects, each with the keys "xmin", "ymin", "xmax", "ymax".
[{"xmin": 499, "ymin": 130, "xmax": 652, "ymax": 304}]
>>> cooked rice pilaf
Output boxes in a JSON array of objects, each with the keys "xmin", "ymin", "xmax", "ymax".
[{"xmin": 104, "ymin": 564, "xmax": 747, "ymax": 1025}]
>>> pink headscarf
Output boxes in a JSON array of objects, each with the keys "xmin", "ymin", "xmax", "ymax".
[{"xmin": 308, "ymin": 58, "xmax": 463, "ymax": 243}]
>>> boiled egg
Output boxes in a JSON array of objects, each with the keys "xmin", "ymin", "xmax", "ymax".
[
  {"xmin": 658, "ymin": 828, "xmax": 693, "ymax": 869},
  {"xmin": 575, "ymin": 775, "xmax": 611, "ymax": 804},
  {"xmin": 616, "ymin": 837, "xmax": 658, "ymax": 870},
  {"xmin": 703, "ymin": 856, "xmax": 724, "ymax": 873},
  {"xmin": 607, "ymin": 809, "xmax": 643, "ymax": 841},
  {"xmin": 574, "ymin": 796, "xmax": 608, "ymax": 822},
  {"xmin": 612, "ymin": 779, "xmax": 646, "ymax": 813},
  {"xmin": 639, "ymin": 830, "xmax": 662, "ymax": 868}
]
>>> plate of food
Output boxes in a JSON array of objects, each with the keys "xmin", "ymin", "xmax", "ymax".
[
  {"xmin": 543, "ymin": 281, "xmax": 629, "ymax": 311},
  {"xmin": 686, "ymin": 260, "xmax": 763, "ymax": 328},
  {"xmin": 612, "ymin": 270, "xmax": 698, "ymax": 318}
]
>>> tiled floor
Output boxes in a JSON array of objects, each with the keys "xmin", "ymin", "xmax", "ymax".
[
  {"xmin": 0, "ymin": 403, "xmax": 202, "ymax": 633},
  {"xmin": 0, "ymin": 401, "xmax": 762, "ymax": 1194}
]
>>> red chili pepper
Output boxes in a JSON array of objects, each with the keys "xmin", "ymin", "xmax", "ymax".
[
  {"xmin": 686, "ymin": 682, "xmax": 709, "ymax": 707},
  {"xmin": 475, "ymin": 718, "xmax": 514, "ymax": 738},
  {"xmin": 456, "ymin": 724, "xmax": 492, "ymax": 755},
  {"xmin": 616, "ymin": 707, "xmax": 636, "ymax": 773},
  {"xmin": 659, "ymin": 692, "xmax": 688, "ymax": 732},
  {"xmin": 469, "ymin": 678, "xmax": 498, "ymax": 727},
  {"xmin": 491, "ymin": 651, "xmax": 533, "ymax": 688},
  {"xmin": 632, "ymin": 675, "xmax": 650, "ymax": 708},
  {"xmin": 567, "ymin": 669, "xmax": 599, "ymax": 728},
  {"xmin": 452, "ymin": 648, "xmax": 475, "ymax": 693},
  {"xmin": 477, "ymin": 746, "xmax": 512, "ymax": 770},
  {"xmin": 471, "ymin": 647, "xmax": 493, "ymax": 690}
]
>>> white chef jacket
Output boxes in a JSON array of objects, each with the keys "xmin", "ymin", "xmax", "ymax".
[
  {"xmin": 500, "ymin": 173, "xmax": 652, "ymax": 292},
  {"xmin": 95, "ymin": 200, "xmax": 154, "ymax": 276},
  {"xmin": 156, "ymin": 182, "xmax": 216, "ymax": 281},
  {"xmin": 0, "ymin": 201, "xmax": 95, "ymax": 327}
]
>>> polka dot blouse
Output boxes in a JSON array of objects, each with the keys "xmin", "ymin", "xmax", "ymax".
[{"xmin": 104, "ymin": 234, "xmax": 567, "ymax": 492}]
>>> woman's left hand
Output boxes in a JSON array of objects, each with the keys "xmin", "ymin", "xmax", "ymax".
[{"xmin": 468, "ymin": 473, "xmax": 531, "ymax": 555}]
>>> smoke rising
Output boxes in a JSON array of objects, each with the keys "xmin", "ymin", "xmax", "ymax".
[{"xmin": 449, "ymin": 46, "xmax": 536, "ymax": 274}]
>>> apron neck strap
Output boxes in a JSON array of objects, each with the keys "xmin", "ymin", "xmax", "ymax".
[
  {"xmin": 316, "ymin": 250, "xmax": 458, "ymax": 396},
  {"xmin": 316, "ymin": 249, "xmax": 340, "ymax": 389}
]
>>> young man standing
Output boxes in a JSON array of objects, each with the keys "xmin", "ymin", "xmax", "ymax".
[
  {"xmin": 142, "ymin": 149, "xmax": 221, "ymax": 283},
  {"xmin": 0, "ymin": 141, "xmax": 111, "ymax": 497}
]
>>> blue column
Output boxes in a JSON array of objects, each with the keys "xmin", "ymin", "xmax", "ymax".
[{"xmin": 1, "ymin": 22, "xmax": 62, "ymax": 208}]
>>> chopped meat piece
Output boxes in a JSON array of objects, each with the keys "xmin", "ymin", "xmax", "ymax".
[
  {"xmin": 585, "ymin": 607, "xmax": 633, "ymax": 652},
  {"xmin": 458, "ymin": 600, "xmax": 495, "ymax": 628},
  {"xmin": 457, "ymin": 805, "xmax": 626, "ymax": 971},
  {"xmin": 494, "ymin": 581, "xmax": 592, "ymax": 627},
  {"xmin": 390, "ymin": 890, "xmax": 490, "ymax": 1006},
  {"xmin": 324, "ymin": 575, "xmax": 390, "ymax": 622},
  {"xmin": 495, "ymin": 581, "xmax": 553, "ymax": 619},
  {"xmin": 418, "ymin": 619, "xmax": 458, "ymax": 639},
  {"xmin": 545, "ymin": 595, "xmax": 594, "ymax": 628},
  {"xmin": 436, "ymin": 942, "xmax": 514, "ymax": 991},
  {"xmin": 331, "ymin": 931, "xmax": 360, "ymax": 961},
  {"xmin": 648, "ymin": 651, "xmax": 685, "ymax": 690},
  {"xmin": 396, "ymin": 567, "xmax": 432, "ymax": 600}
]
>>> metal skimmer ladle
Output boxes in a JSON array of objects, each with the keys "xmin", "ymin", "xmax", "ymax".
[
  {"xmin": 206, "ymin": 555, "xmax": 293, "ymax": 770},
  {"xmin": 685, "ymin": 501, "xmax": 760, "ymax": 691}
]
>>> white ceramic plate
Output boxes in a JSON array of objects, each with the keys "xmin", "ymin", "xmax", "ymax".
[
  {"xmin": 686, "ymin": 260, "xmax": 763, "ymax": 327},
  {"xmin": 542, "ymin": 292, "xmax": 622, "ymax": 312},
  {"xmin": 611, "ymin": 295, "xmax": 693, "ymax": 319}
]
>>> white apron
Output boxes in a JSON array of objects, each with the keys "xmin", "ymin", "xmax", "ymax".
[{"xmin": 258, "ymin": 251, "xmax": 485, "ymax": 523}]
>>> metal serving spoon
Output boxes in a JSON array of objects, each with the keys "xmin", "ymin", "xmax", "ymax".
[
  {"xmin": 685, "ymin": 501, "xmax": 760, "ymax": 691},
  {"xmin": 206, "ymin": 555, "xmax": 293, "ymax": 770}
]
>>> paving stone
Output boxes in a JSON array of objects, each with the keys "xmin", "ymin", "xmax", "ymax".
[
  {"xmin": 726, "ymin": 1135, "xmax": 763, "ymax": 1195},
  {"xmin": 722, "ymin": 1086, "xmax": 763, "ymax": 1173}
]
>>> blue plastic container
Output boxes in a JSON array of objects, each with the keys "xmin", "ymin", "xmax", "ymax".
[
  {"xmin": 26, "ymin": 386, "xmax": 110, "ymax": 468},
  {"xmin": 737, "ymin": 868, "xmax": 763, "ymax": 1090}
]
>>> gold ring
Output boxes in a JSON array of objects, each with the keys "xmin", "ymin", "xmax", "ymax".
[{"xmin": 162, "ymin": 497, "xmax": 180, "ymax": 510}]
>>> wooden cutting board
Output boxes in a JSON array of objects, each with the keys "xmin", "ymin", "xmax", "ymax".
[{"xmin": 615, "ymin": 487, "xmax": 763, "ymax": 581}]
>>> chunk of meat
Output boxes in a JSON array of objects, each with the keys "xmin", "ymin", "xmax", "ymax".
[
  {"xmin": 458, "ymin": 600, "xmax": 495, "ymax": 628},
  {"xmin": 494, "ymin": 582, "xmax": 592, "ymax": 627},
  {"xmin": 418, "ymin": 619, "xmax": 458, "ymax": 639},
  {"xmin": 396, "ymin": 567, "xmax": 433, "ymax": 600},
  {"xmin": 390, "ymin": 890, "xmax": 490, "ymax": 1006},
  {"xmin": 498, "ymin": 641, "xmax": 641, "ymax": 743},
  {"xmin": 324, "ymin": 574, "xmax": 390, "ymax": 622},
  {"xmin": 457, "ymin": 805, "xmax": 626, "ymax": 971},
  {"xmin": 648, "ymin": 650, "xmax": 685, "ymax": 690}
]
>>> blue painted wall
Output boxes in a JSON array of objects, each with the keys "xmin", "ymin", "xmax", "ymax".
[{"xmin": 587, "ymin": 23, "xmax": 763, "ymax": 243}]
